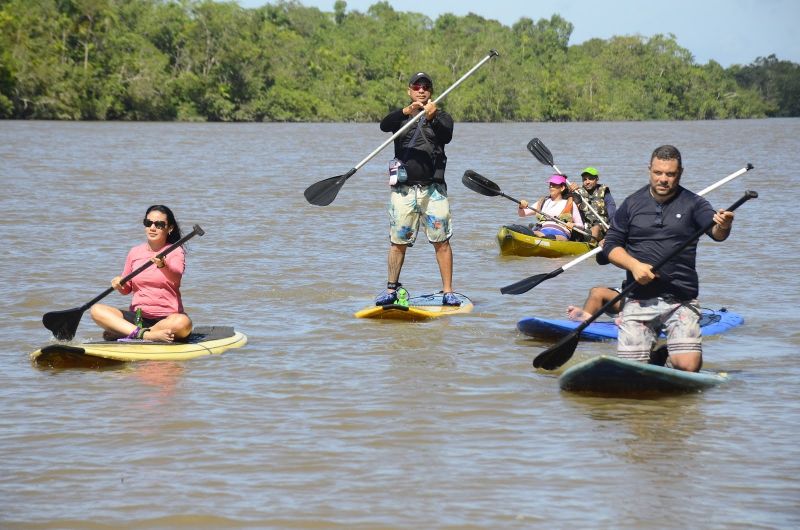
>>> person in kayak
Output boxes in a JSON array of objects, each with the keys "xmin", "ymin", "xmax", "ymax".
[
  {"xmin": 602, "ymin": 145, "xmax": 736, "ymax": 372},
  {"xmin": 518, "ymin": 174, "xmax": 585, "ymax": 240},
  {"xmin": 568, "ymin": 166, "xmax": 617, "ymax": 241},
  {"xmin": 90, "ymin": 205, "xmax": 193, "ymax": 342},
  {"xmin": 376, "ymin": 71, "xmax": 460, "ymax": 307}
]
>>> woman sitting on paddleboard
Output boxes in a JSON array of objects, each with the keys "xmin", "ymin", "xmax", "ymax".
[
  {"xmin": 90, "ymin": 205, "xmax": 192, "ymax": 342},
  {"xmin": 518, "ymin": 174, "xmax": 584, "ymax": 240}
]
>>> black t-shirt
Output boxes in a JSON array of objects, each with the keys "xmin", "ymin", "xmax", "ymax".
[{"xmin": 603, "ymin": 185, "xmax": 717, "ymax": 300}]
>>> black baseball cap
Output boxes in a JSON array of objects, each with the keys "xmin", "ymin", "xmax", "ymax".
[{"xmin": 408, "ymin": 72, "xmax": 433, "ymax": 87}]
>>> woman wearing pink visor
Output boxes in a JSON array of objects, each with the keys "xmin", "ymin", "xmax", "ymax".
[{"xmin": 518, "ymin": 174, "xmax": 584, "ymax": 240}]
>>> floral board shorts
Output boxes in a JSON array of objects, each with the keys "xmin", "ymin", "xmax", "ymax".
[
  {"xmin": 616, "ymin": 297, "xmax": 702, "ymax": 363},
  {"xmin": 388, "ymin": 183, "xmax": 452, "ymax": 246}
]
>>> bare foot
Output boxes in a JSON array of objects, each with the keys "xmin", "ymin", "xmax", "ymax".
[
  {"xmin": 566, "ymin": 305, "xmax": 590, "ymax": 321},
  {"xmin": 143, "ymin": 328, "xmax": 175, "ymax": 342}
]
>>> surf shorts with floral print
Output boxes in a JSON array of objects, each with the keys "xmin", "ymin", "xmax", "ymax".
[
  {"xmin": 616, "ymin": 297, "xmax": 702, "ymax": 363},
  {"xmin": 388, "ymin": 183, "xmax": 452, "ymax": 246}
]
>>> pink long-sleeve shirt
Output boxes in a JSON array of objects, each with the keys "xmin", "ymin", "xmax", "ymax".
[{"xmin": 118, "ymin": 243, "xmax": 185, "ymax": 318}]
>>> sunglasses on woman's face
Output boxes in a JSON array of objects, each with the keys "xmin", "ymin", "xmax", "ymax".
[{"xmin": 143, "ymin": 219, "xmax": 168, "ymax": 230}]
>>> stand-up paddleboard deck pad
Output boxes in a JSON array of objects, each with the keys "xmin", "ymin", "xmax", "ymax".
[
  {"xmin": 31, "ymin": 326, "xmax": 247, "ymax": 368},
  {"xmin": 355, "ymin": 292, "xmax": 473, "ymax": 321},
  {"xmin": 558, "ymin": 355, "xmax": 729, "ymax": 396}
]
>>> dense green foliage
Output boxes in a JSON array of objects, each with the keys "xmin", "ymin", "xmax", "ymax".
[{"xmin": 0, "ymin": 0, "xmax": 796, "ymax": 121}]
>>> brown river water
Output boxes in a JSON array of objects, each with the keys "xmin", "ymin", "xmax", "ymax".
[{"xmin": 1, "ymin": 119, "xmax": 798, "ymax": 529}]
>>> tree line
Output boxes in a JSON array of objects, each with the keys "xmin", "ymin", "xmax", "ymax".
[{"xmin": 0, "ymin": 0, "xmax": 797, "ymax": 121}]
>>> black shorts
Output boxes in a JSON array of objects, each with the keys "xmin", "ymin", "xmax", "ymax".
[{"xmin": 121, "ymin": 310, "xmax": 163, "ymax": 328}]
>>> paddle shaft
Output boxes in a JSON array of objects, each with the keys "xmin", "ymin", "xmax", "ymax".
[
  {"xmin": 502, "ymin": 164, "xmax": 755, "ymax": 295},
  {"xmin": 697, "ymin": 163, "xmax": 753, "ymax": 195},
  {"xmin": 350, "ymin": 50, "xmax": 499, "ymax": 173},
  {"xmin": 78, "ymin": 224, "xmax": 204, "ymax": 311}
]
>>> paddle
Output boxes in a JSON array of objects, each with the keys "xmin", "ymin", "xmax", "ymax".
[
  {"xmin": 42, "ymin": 224, "xmax": 205, "ymax": 341},
  {"xmin": 501, "ymin": 164, "xmax": 754, "ymax": 295},
  {"xmin": 303, "ymin": 50, "xmax": 500, "ymax": 206},
  {"xmin": 462, "ymin": 170, "xmax": 597, "ymax": 242},
  {"xmin": 532, "ymin": 190, "xmax": 758, "ymax": 370},
  {"xmin": 526, "ymin": 137, "xmax": 609, "ymax": 230}
]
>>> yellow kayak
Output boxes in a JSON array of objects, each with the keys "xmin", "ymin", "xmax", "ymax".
[
  {"xmin": 497, "ymin": 225, "xmax": 596, "ymax": 258},
  {"xmin": 30, "ymin": 326, "xmax": 247, "ymax": 368},
  {"xmin": 355, "ymin": 292, "xmax": 473, "ymax": 321}
]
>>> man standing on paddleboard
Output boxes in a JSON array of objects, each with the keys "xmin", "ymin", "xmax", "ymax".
[
  {"xmin": 375, "ymin": 72, "xmax": 459, "ymax": 307},
  {"xmin": 602, "ymin": 145, "xmax": 736, "ymax": 372}
]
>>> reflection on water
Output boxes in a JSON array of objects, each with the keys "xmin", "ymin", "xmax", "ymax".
[
  {"xmin": 1, "ymin": 120, "xmax": 799, "ymax": 528},
  {"xmin": 133, "ymin": 362, "xmax": 184, "ymax": 400},
  {"xmin": 566, "ymin": 394, "xmax": 706, "ymax": 463}
]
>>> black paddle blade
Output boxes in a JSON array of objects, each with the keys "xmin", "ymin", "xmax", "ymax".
[
  {"xmin": 462, "ymin": 170, "xmax": 502, "ymax": 197},
  {"xmin": 533, "ymin": 332, "xmax": 581, "ymax": 370},
  {"xmin": 42, "ymin": 307, "xmax": 86, "ymax": 341},
  {"xmin": 526, "ymin": 137, "xmax": 555, "ymax": 167},
  {"xmin": 304, "ymin": 168, "xmax": 357, "ymax": 206},
  {"xmin": 500, "ymin": 267, "xmax": 564, "ymax": 295}
]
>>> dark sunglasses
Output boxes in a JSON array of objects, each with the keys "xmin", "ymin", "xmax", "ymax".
[
  {"xmin": 409, "ymin": 84, "xmax": 431, "ymax": 92},
  {"xmin": 143, "ymin": 219, "xmax": 168, "ymax": 230}
]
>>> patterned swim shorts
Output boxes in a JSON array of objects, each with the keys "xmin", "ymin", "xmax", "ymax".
[
  {"xmin": 388, "ymin": 183, "xmax": 452, "ymax": 245},
  {"xmin": 616, "ymin": 297, "xmax": 702, "ymax": 363}
]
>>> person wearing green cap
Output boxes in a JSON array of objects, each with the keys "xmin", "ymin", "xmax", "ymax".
[{"xmin": 569, "ymin": 166, "xmax": 616, "ymax": 241}]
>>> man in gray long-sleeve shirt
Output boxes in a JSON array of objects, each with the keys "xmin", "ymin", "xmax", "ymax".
[{"xmin": 602, "ymin": 145, "xmax": 736, "ymax": 372}]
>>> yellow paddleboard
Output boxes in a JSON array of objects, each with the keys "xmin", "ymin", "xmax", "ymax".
[
  {"xmin": 354, "ymin": 292, "xmax": 473, "ymax": 321},
  {"xmin": 31, "ymin": 326, "xmax": 247, "ymax": 368}
]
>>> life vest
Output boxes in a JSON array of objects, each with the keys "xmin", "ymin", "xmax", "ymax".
[
  {"xmin": 535, "ymin": 195, "xmax": 575, "ymax": 222},
  {"xmin": 575, "ymin": 185, "xmax": 609, "ymax": 223},
  {"xmin": 398, "ymin": 115, "xmax": 447, "ymax": 184}
]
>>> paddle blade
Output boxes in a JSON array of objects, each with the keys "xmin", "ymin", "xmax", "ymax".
[
  {"xmin": 500, "ymin": 267, "xmax": 564, "ymax": 295},
  {"xmin": 42, "ymin": 307, "xmax": 86, "ymax": 341},
  {"xmin": 304, "ymin": 168, "xmax": 357, "ymax": 206},
  {"xmin": 533, "ymin": 332, "xmax": 581, "ymax": 370},
  {"xmin": 462, "ymin": 170, "xmax": 502, "ymax": 197},
  {"xmin": 526, "ymin": 137, "xmax": 555, "ymax": 167}
]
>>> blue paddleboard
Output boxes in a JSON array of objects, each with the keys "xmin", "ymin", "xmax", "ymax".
[{"xmin": 517, "ymin": 308, "xmax": 742, "ymax": 341}]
